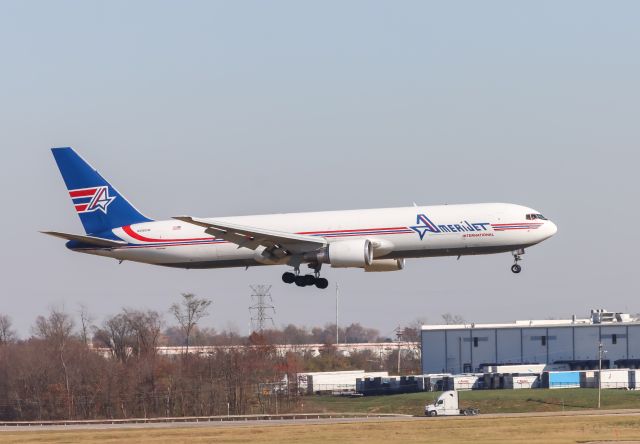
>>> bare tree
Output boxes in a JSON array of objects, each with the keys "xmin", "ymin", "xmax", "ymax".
[
  {"xmin": 343, "ymin": 323, "xmax": 380, "ymax": 343},
  {"xmin": 0, "ymin": 314, "xmax": 16, "ymax": 345},
  {"xmin": 78, "ymin": 304, "xmax": 94, "ymax": 346},
  {"xmin": 125, "ymin": 309, "xmax": 163, "ymax": 358},
  {"xmin": 98, "ymin": 313, "xmax": 132, "ymax": 363},
  {"xmin": 441, "ymin": 313, "xmax": 465, "ymax": 325},
  {"xmin": 399, "ymin": 318, "xmax": 427, "ymax": 374},
  {"xmin": 33, "ymin": 309, "xmax": 75, "ymax": 419},
  {"xmin": 169, "ymin": 293, "xmax": 212, "ymax": 354}
]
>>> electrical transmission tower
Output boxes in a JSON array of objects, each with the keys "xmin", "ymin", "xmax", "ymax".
[{"xmin": 249, "ymin": 285, "xmax": 275, "ymax": 333}]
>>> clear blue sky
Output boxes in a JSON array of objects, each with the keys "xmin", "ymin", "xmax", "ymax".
[{"xmin": 1, "ymin": 1, "xmax": 639, "ymax": 337}]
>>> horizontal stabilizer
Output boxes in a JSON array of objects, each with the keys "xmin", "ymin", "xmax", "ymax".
[{"xmin": 40, "ymin": 231, "xmax": 127, "ymax": 248}]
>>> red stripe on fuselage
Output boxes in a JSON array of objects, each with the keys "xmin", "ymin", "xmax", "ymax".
[
  {"xmin": 75, "ymin": 204, "xmax": 88, "ymax": 212},
  {"xmin": 118, "ymin": 230, "xmax": 415, "ymax": 249},
  {"xmin": 122, "ymin": 225, "xmax": 214, "ymax": 242},
  {"xmin": 493, "ymin": 227, "xmax": 538, "ymax": 231},
  {"xmin": 491, "ymin": 222, "xmax": 542, "ymax": 227},
  {"xmin": 298, "ymin": 226, "xmax": 409, "ymax": 235},
  {"xmin": 121, "ymin": 224, "xmax": 415, "ymax": 245}
]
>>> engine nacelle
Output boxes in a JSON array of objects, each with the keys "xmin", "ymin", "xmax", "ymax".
[
  {"xmin": 364, "ymin": 258, "xmax": 405, "ymax": 272},
  {"xmin": 326, "ymin": 239, "xmax": 373, "ymax": 268}
]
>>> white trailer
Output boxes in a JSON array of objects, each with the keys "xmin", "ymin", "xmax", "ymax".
[
  {"xmin": 424, "ymin": 391, "xmax": 479, "ymax": 417},
  {"xmin": 445, "ymin": 374, "xmax": 483, "ymax": 391},
  {"xmin": 481, "ymin": 364, "xmax": 545, "ymax": 374},
  {"xmin": 301, "ymin": 370, "xmax": 389, "ymax": 394},
  {"xmin": 597, "ymin": 369, "xmax": 630, "ymax": 389},
  {"xmin": 503, "ymin": 374, "xmax": 540, "ymax": 389},
  {"xmin": 629, "ymin": 370, "xmax": 640, "ymax": 389}
]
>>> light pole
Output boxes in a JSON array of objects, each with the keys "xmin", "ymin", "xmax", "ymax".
[
  {"xmin": 335, "ymin": 283, "xmax": 339, "ymax": 345},
  {"xmin": 597, "ymin": 342, "xmax": 607, "ymax": 409},
  {"xmin": 395, "ymin": 327, "xmax": 404, "ymax": 375}
]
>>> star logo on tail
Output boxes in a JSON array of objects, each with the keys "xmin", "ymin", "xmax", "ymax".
[
  {"xmin": 87, "ymin": 186, "xmax": 115, "ymax": 213},
  {"xmin": 69, "ymin": 186, "xmax": 116, "ymax": 214}
]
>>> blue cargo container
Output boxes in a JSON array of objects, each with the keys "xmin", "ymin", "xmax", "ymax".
[{"xmin": 542, "ymin": 371, "xmax": 580, "ymax": 389}]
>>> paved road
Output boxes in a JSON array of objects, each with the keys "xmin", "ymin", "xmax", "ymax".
[{"xmin": 3, "ymin": 409, "xmax": 640, "ymax": 432}]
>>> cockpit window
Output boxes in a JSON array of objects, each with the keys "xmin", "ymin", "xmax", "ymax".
[{"xmin": 526, "ymin": 213, "xmax": 547, "ymax": 221}]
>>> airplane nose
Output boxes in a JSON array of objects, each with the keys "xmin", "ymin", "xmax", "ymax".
[{"xmin": 547, "ymin": 221, "xmax": 558, "ymax": 236}]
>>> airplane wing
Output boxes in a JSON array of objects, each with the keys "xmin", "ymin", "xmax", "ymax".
[
  {"xmin": 173, "ymin": 216, "xmax": 326, "ymax": 257},
  {"xmin": 41, "ymin": 231, "xmax": 127, "ymax": 248}
]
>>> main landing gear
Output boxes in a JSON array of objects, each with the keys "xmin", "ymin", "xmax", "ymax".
[
  {"xmin": 511, "ymin": 249, "xmax": 524, "ymax": 274},
  {"xmin": 282, "ymin": 264, "xmax": 329, "ymax": 289}
]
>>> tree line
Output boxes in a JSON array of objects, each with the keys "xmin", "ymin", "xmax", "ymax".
[{"xmin": 0, "ymin": 294, "xmax": 425, "ymax": 421}]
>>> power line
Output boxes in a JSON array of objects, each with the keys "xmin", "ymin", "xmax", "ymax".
[{"xmin": 249, "ymin": 285, "xmax": 275, "ymax": 333}]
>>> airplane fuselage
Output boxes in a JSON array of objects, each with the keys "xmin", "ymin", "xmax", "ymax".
[{"xmin": 69, "ymin": 202, "xmax": 557, "ymax": 270}]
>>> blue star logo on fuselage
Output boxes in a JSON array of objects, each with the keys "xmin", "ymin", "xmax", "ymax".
[{"xmin": 410, "ymin": 214, "xmax": 440, "ymax": 240}]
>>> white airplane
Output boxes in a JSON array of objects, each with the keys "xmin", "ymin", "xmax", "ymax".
[{"xmin": 43, "ymin": 147, "xmax": 557, "ymax": 289}]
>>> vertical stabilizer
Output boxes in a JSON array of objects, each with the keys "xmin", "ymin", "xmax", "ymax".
[{"xmin": 51, "ymin": 147, "xmax": 152, "ymax": 234}]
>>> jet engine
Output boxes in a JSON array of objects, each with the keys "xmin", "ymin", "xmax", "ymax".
[
  {"xmin": 364, "ymin": 258, "xmax": 405, "ymax": 272},
  {"xmin": 324, "ymin": 239, "xmax": 374, "ymax": 268}
]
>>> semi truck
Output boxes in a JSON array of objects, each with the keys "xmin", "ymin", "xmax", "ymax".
[{"xmin": 424, "ymin": 391, "xmax": 479, "ymax": 417}]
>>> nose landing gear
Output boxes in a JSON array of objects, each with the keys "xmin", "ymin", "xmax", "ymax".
[
  {"xmin": 281, "ymin": 264, "xmax": 329, "ymax": 289},
  {"xmin": 511, "ymin": 249, "xmax": 524, "ymax": 273}
]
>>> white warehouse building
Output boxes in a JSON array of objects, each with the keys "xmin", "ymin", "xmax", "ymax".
[{"xmin": 421, "ymin": 309, "xmax": 640, "ymax": 374}]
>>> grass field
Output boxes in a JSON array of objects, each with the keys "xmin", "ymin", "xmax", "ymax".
[
  {"xmin": 3, "ymin": 389, "xmax": 640, "ymax": 443},
  {"xmin": 303, "ymin": 388, "xmax": 640, "ymax": 415},
  {"xmin": 2, "ymin": 415, "xmax": 640, "ymax": 443}
]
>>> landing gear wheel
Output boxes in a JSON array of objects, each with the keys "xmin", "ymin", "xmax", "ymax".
[
  {"xmin": 315, "ymin": 278, "xmax": 329, "ymax": 289},
  {"xmin": 294, "ymin": 275, "xmax": 307, "ymax": 287},
  {"xmin": 282, "ymin": 272, "xmax": 296, "ymax": 284},
  {"xmin": 303, "ymin": 274, "xmax": 316, "ymax": 286},
  {"xmin": 511, "ymin": 249, "xmax": 524, "ymax": 274}
]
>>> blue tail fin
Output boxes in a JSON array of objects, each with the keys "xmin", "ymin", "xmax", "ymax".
[{"xmin": 51, "ymin": 147, "xmax": 152, "ymax": 234}]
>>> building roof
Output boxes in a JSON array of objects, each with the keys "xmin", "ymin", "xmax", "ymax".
[{"xmin": 421, "ymin": 310, "xmax": 638, "ymax": 331}]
